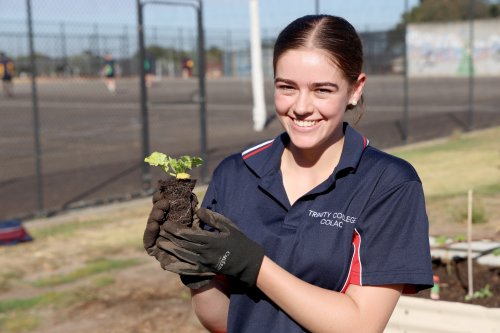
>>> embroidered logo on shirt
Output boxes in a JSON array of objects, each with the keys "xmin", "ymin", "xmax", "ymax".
[{"xmin": 309, "ymin": 210, "xmax": 357, "ymax": 229}]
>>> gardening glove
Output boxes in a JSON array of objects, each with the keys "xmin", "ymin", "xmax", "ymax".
[
  {"xmin": 143, "ymin": 191, "xmax": 169, "ymax": 253},
  {"xmin": 143, "ymin": 190, "xmax": 214, "ymax": 289},
  {"xmin": 160, "ymin": 208, "xmax": 265, "ymax": 287}
]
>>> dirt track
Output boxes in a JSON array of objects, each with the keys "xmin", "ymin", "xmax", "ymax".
[{"xmin": 0, "ymin": 198, "xmax": 209, "ymax": 333}]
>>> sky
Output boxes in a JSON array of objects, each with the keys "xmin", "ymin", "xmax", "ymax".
[{"xmin": 1, "ymin": 0, "xmax": 420, "ymax": 34}]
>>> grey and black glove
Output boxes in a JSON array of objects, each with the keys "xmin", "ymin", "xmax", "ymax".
[
  {"xmin": 143, "ymin": 191, "xmax": 214, "ymax": 289},
  {"xmin": 143, "ymin": 190, "xmax": 169, "ymax": 253},
  {"xmin": 160, "ymin": 208, "xmax": 265, "ymax": 287}
]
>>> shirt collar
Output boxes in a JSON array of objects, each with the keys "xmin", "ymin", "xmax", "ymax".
[
  {"xmin": 241, "ymin": 133, "xmax": 287, "ymax": 178},
  {"xmin": 242, "ymin": 122, "xmax": 368, "ymax": 179},
  {"xmin": 334, "ymin": 122, "xmax": 369, "ymax": 178}
]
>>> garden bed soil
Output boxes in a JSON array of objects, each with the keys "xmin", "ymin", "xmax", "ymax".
[{"xmin": 411, "ymin": 259, "xmax": 500, "ymax": 308}]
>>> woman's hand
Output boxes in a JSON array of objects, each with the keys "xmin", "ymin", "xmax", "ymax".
[
  {"xmin": 143, "ymin": 191, "xmax": 214, "ymax": 289},
  {"xmin": 159, "ymin": 208, "xmax": 265, "ymax": 287}
]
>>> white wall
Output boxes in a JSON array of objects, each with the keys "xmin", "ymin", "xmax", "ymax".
[{"xmin": 407, "ymin": 19, "xmax": 500, "ymax": 77}]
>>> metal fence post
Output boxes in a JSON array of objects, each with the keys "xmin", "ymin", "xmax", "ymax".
[
  {"xmin": 27, "ymin": 0, "xmax": 44, "ymax": 215},
  {"xmin": 121, "ymin": 25, "xmax": 131, "ymax": 76},
  {"xmin": 196, "ymin": 0, "xmax": 208, "ymax": 183},
  {"xmin": 60, "ymin": 22, "xmax": 68, "ymax": 74},
  {"xmin": 138, "ymin": 0, "xmax": 208, "ymax": 184},
  {"xmin": 137, "ymin": 0, "xmax": 151, "ymax": 189},
  {"xmin": 92, "ymin": 24, "xmax": 101, "ymax": 73}
]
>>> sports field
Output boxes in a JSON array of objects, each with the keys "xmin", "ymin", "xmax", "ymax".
[{"xmin": 1, "ymin": 75, "xmax": 499, "ymax": 220}]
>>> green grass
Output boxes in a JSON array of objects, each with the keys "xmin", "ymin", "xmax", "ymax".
[
  {"xmin": 0, "ymin": 274, "xmax": 120, "ymax": 332},
  {"xmin": 91, "ymin": 275, "xmax": 115, "ymax": 288},
  {"xmin": 0, "ymin": 180, "xmax": 222, "ymax": 333},
  {"xmin": 0, "ymin": 312, "xmax": 39, "ymax": 333},
  {"xmin": 390, "ymin": 127, "xmax": 500, "ymax": 198},
  {"xmin": 0, "ymin": 295, "xmax": 45, "ymax": 313},
  {"xmin": 0, "ymin": 287, "xmax": 98, "ymax": 333},
  {"xmin": 0, "ymin": 291, "xmax": 80, "ymax": 313},
  {"xmin": 451, "ymin": 198, "xmax": 488, "ymax": 224},
  {"xmin": 32, "ymin": 258, "xmax": 141, "ymax": 287},
  {"xmin": 0, "ymin": 272, "xmax": 24, "ymax": 292},
  {"xmin": 29, "ymin": 218, "xmax": 113, "ymax": 239}
]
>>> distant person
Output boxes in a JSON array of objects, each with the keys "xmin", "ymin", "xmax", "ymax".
[
  {"xmin": 0, "ymin": 52, "xmax": 14, "ymax": 98},
  {"xmin": 144, "ymin": 54, "xmax": 156, "ymax": 88},
  {"xmin": 145, "ymin": 15, "xmax": 433, "ymax": 332},
  {"xmin": 102, "ymin": 53, "xmax": 117, "ymax": 94},
  {"xmin": 182, "ymin": 57, "xmax": 194, "ymax": 78}
]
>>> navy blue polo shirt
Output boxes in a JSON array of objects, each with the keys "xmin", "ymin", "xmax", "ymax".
[{"xmin": 201, "ymin": 123, "xmax": 433, "ymax": 333}]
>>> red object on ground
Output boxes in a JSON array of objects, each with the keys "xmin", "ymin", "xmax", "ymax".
[{"xmin": 0, "ymin": 219, "xmax": 33, "ymax": 245}]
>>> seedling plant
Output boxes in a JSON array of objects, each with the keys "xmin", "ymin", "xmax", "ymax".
[
  {"xmin": 144, "ymin": 152, "xmax": 202, "ymax": 179},
  {"xmin": 144, "ymin": 152, "xmax": 203, "ymax": 227}
]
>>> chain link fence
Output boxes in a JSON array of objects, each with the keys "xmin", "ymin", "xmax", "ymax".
[
  {"xmin": 1, "ymin": 0, "xmax": 499, "ymax": 221},
  {"xmin": 0, "ymin": 17, "xmax": 404, "ymax": 79}
]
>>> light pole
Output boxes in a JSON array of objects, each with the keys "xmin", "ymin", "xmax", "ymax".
[
  {"xmin": 467, "ymin": 0, "xmax": 475, "ymax": 132},
  {"xmin": 402, "ymin": 0, "xmax": 409, "ymax": 144},
  {"xmin": 249, "ymin": 0, "xmax": 266, "ymax": 131}
]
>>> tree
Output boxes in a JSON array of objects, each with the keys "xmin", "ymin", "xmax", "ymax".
[
  {"xmin": 405, "ymin": 0, "xmax": 492, "ymax": 23},
  {"xmin": 488, "ymin": 0, "xmax": 500, "ymax": 17},
  {"xmin": 206, "ymin": 46, "xmax": 222, "ymax": 63}
]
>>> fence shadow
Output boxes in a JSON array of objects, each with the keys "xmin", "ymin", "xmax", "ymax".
[{"xmin": 61, "ymin": 162, "xmax": 143, "ymax": 210}]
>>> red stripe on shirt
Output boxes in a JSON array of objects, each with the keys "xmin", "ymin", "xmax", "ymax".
[
  {"xmin": 341, "ymin": 229, "xmax": 362, "ymax": 293},
  {"xmin": 242, "ymin": 143, "xmax": 273, "ymax": 160}
]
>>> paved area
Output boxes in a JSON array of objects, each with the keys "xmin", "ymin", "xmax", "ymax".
[{"xmin": 1, "ymin": 76, "xmax": 499, "ymax": 220}]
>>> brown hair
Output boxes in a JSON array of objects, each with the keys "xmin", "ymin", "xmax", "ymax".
[{"xmin": 273, "ymin": 15, "xmax": 365, "ymax": 118}]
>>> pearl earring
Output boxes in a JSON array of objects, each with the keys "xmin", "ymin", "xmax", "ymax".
[{"xmin": 351, "ymin": 100, "xmax": 357, "ymax": 106}]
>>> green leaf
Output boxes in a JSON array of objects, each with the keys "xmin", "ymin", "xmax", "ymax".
[
  {"xmin": 144, "ymin": 152, "xmax": 166, "ymax": 166},
  {"xmin": 191, "ymin": 157, "xmax": 203, "ymax": 168},
  {"xmin": 144, "ymin": 152, "xmax": 203, "ymax": 177},
  {"xmin": 180, "ymin": 156, "xmax": 192, "ymax": 170},
  {"xmin": 144, "ymin": 152, "xmax": 170, "ymax": 174}
]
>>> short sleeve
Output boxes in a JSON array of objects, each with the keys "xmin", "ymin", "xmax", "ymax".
[{"xmin": 356, "ymin": 180, "xmax": 433, "ymax": 293}]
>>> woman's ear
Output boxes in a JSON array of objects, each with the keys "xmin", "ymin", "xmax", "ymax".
[{"xmin": 349, "ymin": 73, "xmax": 366, "ymax": 105}]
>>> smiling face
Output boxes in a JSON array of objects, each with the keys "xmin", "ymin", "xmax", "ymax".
[{"xmin": 274, "ymin": 48, "xmax": 365, "ymax": 153}]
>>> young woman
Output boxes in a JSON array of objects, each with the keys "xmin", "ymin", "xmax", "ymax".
[{"xmin": 145, "ymin": 15, "xmax": 433, "ymax": 333}]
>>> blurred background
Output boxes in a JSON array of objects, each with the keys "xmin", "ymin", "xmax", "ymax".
[{"xmin": 1, "ymin": 0, "xmax": 499, "ymax": 220}]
